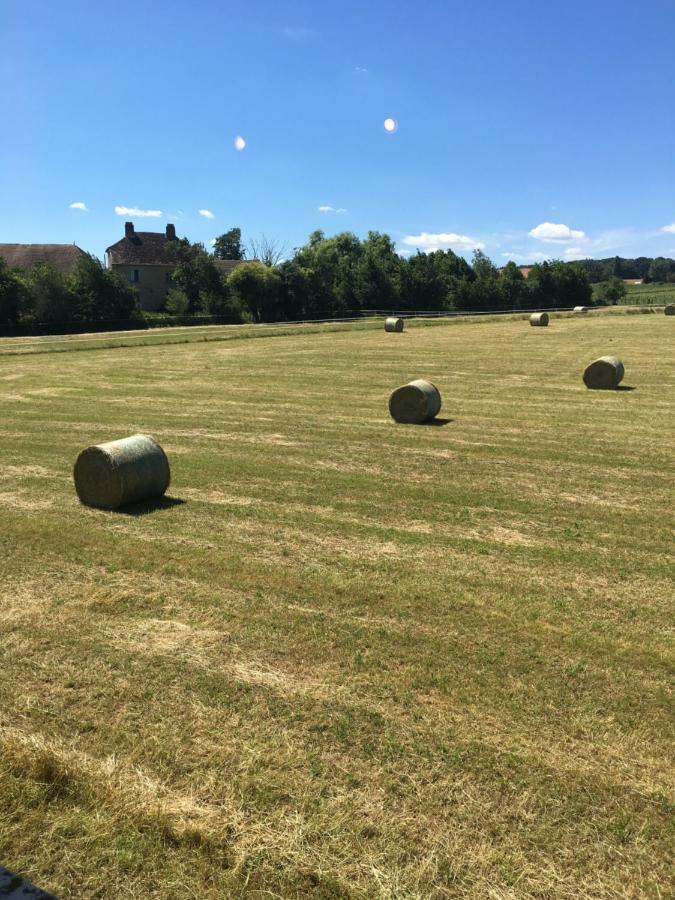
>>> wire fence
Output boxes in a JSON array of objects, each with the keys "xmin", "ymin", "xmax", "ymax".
[{"xmin": 3, "ymin": 297, "xmax": 673, "ymax": 339}]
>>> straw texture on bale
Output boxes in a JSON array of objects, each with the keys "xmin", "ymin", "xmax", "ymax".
[
  {"xmin": 74, "ymin": 434, "xmax": 170, "ymax": 509},
  {"xmin": 384, "ymin": 317, "xmax": 405, "ymax": 333},
  {"xmin": 583, "ymin": 356, "xmax": 625, "ymax": 390},
  {"xmin": 573, "ymin": 306, "xmax": 589, "ymax": 314},
  {"xmin": 389, "ymin": 379, "xmax": 441, "ymax": 424},
  {"xmin": 664, "ymin": 305, "xmax": 675, "ymax": 316},
  {"xmin": 529, "ymin": 312, "xmax": 549, "ymax": 326}
]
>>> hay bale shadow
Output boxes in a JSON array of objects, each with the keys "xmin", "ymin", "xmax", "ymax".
[
  {"xmin": 114, "ymin": 496, "xmax": 186, "ymax": 516},
  {"xmin": 616, "ymin": 385, "xmax": 636, "ymax": 392},
  {"xmin": 420, "ymin": 417, "xmax": 453, "ymax": 427}
]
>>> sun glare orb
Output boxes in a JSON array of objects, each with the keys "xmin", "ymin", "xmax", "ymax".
[
  {"xmin": 383, "ymin": 117, "xmax": 398, "ymax": 133},
  {"xmin": 234, "ymin": 135, "xmax": 246, "ymax": 151}
]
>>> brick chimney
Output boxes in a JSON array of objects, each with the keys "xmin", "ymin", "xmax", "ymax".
[
  {"xmin": 124, "ymin": 221, "xmax": 134, "ymax": 238},
  {"xmin": 166, "ymin": 223, "xmax": 176, "ymax": 240}
]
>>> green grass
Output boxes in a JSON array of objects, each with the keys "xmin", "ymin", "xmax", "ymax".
[{"xmin": 0, "ymin": 311, "xmax": 673, "ymax": 898}]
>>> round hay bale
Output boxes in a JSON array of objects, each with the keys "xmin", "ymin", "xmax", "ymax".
[
  {"xmin": 529, "ymin": 312, "xmax": 549, "ymax": 326},
  {"xmin": 664, "ymin": 304, "xmax": 675, "ymax": 316},
  {"xmin": 583, "ymin": 356, "xmax": 625, "ymax": 390},
  {"xmin": 384, "ymin": 317, "xmax": 404, "ymax": 333},
  {"xmin": 573, "ymin": 306, "xmax": 589, "ymax": 314},
  {"xmin": 74, "ymin": 434, "xmax": 170, "ymax": 509},
  {"xmin": 389, "ymin": 379, "xmax": 441, "ymax": 423}
]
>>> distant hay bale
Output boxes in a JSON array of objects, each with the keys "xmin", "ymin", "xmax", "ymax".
[
  {"xmin": 389, "ymin": 379, "xmax": 441, "ymax": 423},
  {"xmin": 529, "ymin": 312, "xmax": 549, "ymax": 326},
  {"xmin": 573, "ymin": 306, "xmax": 589, "ymax": 314},
  {"xmin": 664, "ymin": 305, "xmax": 675, "ymax": 316},
  {"xmin": 384, "ymin": 317, "xmax": 404, "ymax": 333},
  {"xmin": 583, "ymin": 356, "xmax": 625, "ymax": 390},
  {"xmin": 74, "ymin": 434, "xmax": 170, "ymax": 510}
]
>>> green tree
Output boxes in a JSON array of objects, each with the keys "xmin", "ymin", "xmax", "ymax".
[
  {"xmin": 595, "ymin": 276, "xmax": 626, "ymax": 305},
  {"xmin": 227, "ymin": 261, "xmax": 281, "ymax": 322},
  {"xmin": 66, "ymin": 254, "xmax": 139, "ymax": 320},
  {"xmin": 213, "ymin": 228, "xmax": 245, "ymax": 260},
  {"xmin": 648, "ymin": 257, "xmax": 674, "ymax": 283},
  {"xmin": 18, "ymin": 263, "xmax": 75, "ymax": 323},
  {"xmin": 498, "ymin": 261, "xmax": 527, "ymax": 309},
  {"xmin": 528, "ymin": 261, "xmax": 591, "ymax": 309},
  {"xmin": 472, "ymin": 249, "xmax": 498, "ymax": 281},
  {"xmin": 0, "ymin": 259, "xmax": 25, "ymax": 324},
  {"xmin": 167, "ymin": 239, "xmax": 228, "ymax": 314}
]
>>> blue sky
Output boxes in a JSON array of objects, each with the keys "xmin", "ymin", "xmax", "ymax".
[{"xmin": 2, "ymin": 0, "xmax": 675, "ymax": 263}]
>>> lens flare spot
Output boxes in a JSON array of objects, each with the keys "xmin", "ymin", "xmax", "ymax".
[
  {"xmin": 234, "ymin": 135, "xmax": 246, "ymax": 151},
  {"xmin": 383, "ymin": 118, "xmax": 397, "ymax": 133}
]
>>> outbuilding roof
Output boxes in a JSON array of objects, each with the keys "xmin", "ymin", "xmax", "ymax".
[{"xmin": 0, "ymin": 243, "xmax": 87, "ymax": 274}]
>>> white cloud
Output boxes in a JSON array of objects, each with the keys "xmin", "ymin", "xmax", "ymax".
[
  {"xmin": 402, "ymin": 232, "xmax": 485, "ymax": 252},
  {"xmin": 318, "ymin": 205, "xmax": 347, "ymax": 213},
  {"xmin": 660, "ymin": 223, "xmax": 675, "ymax": 234},
  {"xmin": 355, "ymin": 66, "xmax": 368, "ymax": 73},
  {"xmin": 209, "ymin": 238, "xmax": 217, "ymax": 247},
  {"xmin": 68, "ymin": 201, "xmax": 88, "ymax": 211},
  {"xmin": 398, "ymin": 249, "xmax": 413, "ymax": 258},
  {"xmin": 500, "ymin": 251, "xmax": 549, "ymax": 262},
  {"xmin": 564, "ymin": 246, "xmax": 586, "ymax": 259},
  {"xmin": 199, "ymin": 209, "xmax": 215, "ymax": 220},
  {"xmin": 528, "ymin": 221, "xmax": 586, "ymax": 243},
  {"xmin": 114, "ymin": 205, "xmax": 162, "ymax": 217}
]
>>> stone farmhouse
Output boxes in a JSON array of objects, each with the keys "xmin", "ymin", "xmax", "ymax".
[
  {"xmin": 105, "ymin": 222, "xmax": 178, "ymax": 312},
  {"xmin": 105, "ymin": 222, "xmax": 247, "ymax": 311}
]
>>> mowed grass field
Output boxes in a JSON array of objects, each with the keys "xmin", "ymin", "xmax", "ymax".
[{"xmin": 0, "ymin": 312, "xmax": 673, "ymax": 899}]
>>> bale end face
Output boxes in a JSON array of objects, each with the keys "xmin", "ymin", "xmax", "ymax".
[
  {"xmin": 583, "ymin": 356, "xmax": 625, "ymax": 390},
  {"xmin": 74, "ymin": 433, "xmax": 170, "ymax": 510},
  {"xmin": 664, "ymin": 304, "xmax": 675, "ymax": 316},
  {"xmin": 384, "ymin": 317, "xmax": 404, "ymax": 333},
  {"xmin": 529, "ymin": 312, "xmax": 549, "ymax": 326},
  {"xmin": 389, "ymin": 379, "xmax": 441, "ymax": 423}
]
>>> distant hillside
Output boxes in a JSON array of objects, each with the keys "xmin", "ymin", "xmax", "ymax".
[{"xmin": 567, "ymin": 256, "xmax": 675, "ymax": 283}]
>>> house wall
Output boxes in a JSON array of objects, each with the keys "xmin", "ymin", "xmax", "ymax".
[{"xmin": 111, "ymin": 265, "xmax": 173, "ymax": 311}]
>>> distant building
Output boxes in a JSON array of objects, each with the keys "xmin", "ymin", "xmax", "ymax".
[
  {"xmin": 105, "ymin": 222, "xmax": 179, "ymax": 311},
  {"xmin": 622, "ymin": 278, "xmax": 643, "ymax": 285},
  {"xmin": 0, "ymin": 243, "xmax": 87, "ymax": 275},
  {"xmin": 498, "ymin": 264, "xmax": 534, "ymax": 278},
  {"xmin": 105, "ymin": 222, "xmax": 248, "ymax": 311}
]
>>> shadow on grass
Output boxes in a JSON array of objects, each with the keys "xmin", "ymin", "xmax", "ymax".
[
  {"xmin": 616, "ymin": 385, "xmax": 636, "ymax": 392},
  {"xmin": 421, "ymin": 417, "xmax": 454, "ymax": 426},
  {"xmin": 115, "ymin": 496, "xmax": 186, "ymax": 516}
]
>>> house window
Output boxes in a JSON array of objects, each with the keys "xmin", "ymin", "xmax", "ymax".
[{"xmin": 130, "ymin": 269, "xmax": 139, "ymax": 283}]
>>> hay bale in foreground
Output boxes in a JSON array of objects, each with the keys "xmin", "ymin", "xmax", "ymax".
[
  {"xmin": 74, "ymin": 434, "xmax": 170, "ymax": 509},
  {"xmin": 389, "ymin": 379, "xmax": 441, "ymax": 423},
  {"xmin": 529, "ymin": 312, "xmax": 549, "ymax": 326},
  {"xmin": 664, "ymin": 305, "xmax": 675, "ymax": 316},
  {"xmin": 384, "ymin": 317, "xmax": 404, "ymax": 333},
  {"xmin": 573, "ymin": 306, "xmax": 589, "ymax": 314},
  {"xmin": 583, "ymin": 356, "xmax": 625, "ymax": 390}
]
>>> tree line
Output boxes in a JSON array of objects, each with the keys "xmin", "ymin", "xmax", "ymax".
[
  {"xmin": 574, "ymin": 255, "xmax": 675, "ymax": 283},
  {"xmin": 0, "ymin": 254, "xmax": 139, "ymax": 326},
  {"xmin": 158, "ymin": 229, "xmax": 595, "ymax": 323},
  {"xmin": 7, "ymin": 226, "xmax": 675, "ymax": 328}
]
